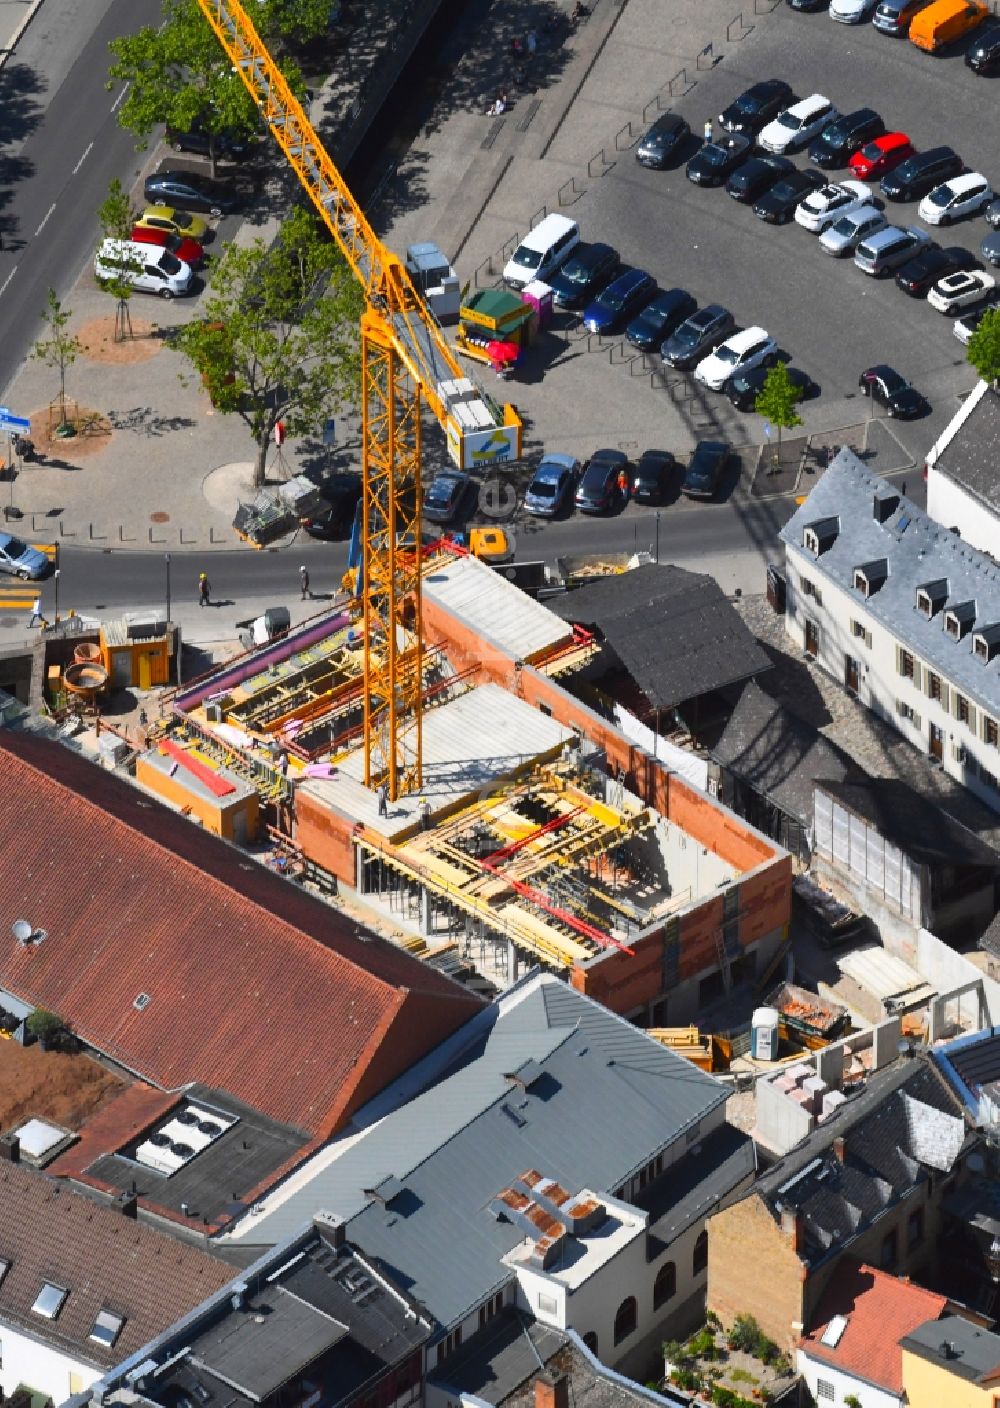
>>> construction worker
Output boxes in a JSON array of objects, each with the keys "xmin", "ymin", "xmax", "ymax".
[
  {"xmin": 198, "ymin": 572, "xmax": 210, "ymax": 607},
  {"xmin": 419, "ymin": 797, "xmax": 431, "ymax": 831},
  {"xmin": 703, "ymin": 117, "xmax": 713, "ymax": 145},
  {"xmin": 377, "ymin": 781, "xmax": 388, "ymax": 817},
  {"xmin": 300, "ymin": 565, "xmax": 311, "ymax": 600}
]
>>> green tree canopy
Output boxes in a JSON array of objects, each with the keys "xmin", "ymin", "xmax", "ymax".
[
  {"xmin": 754, "ymin": 360, "xmax": 805, "ymax": 466},
  {"xmin": 96, "ymin": 179, "xmax": 143, "ymax": 341},
  {"xmin": 174, "ymin": 206, "xmax": 363, "ymax": 486},
  {"xmin": 967, "ymin": 307, "xmax": 1000, "ymax": 388},
  {"xmin": 32, "ymin": 289, "xmax": 82, "ymax": 431}
]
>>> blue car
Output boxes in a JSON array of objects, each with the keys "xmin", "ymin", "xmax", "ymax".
[
  {"xmin": 582, "ymin": 268, "xmax": 657, "ymax": 335},
  {"xmin": 523, "ymin": 453, "xmax": 580, "ymax": 517},
  {"xmin": 0, "ymin": 531, "xmax": 48, "ymax": 580}
]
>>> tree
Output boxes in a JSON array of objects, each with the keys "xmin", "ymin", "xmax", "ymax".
[
  {"xmin": 967, "ymin": 307, "xmax": 1000, "ymax": 388},
  {"xmin": 175, "ymin": 206, "xmax": 362, "ymax": 486},
  {"xmin": 96, "ymin": 179, "xmax": 142, "ymax": 341},
  {"xmin": 754, "ymin": 361, "xmax": 805, "ymax": 470},
  {"xmin": 32, "ymin": 289, "xmax": 82, "ymax": 434},
  {"xmin": 107, "ymin": 0, "xmax": 315, "ymax": 178}
]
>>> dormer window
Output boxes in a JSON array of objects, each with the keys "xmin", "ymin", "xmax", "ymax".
[
  {"xmin": 916, "ymin": 580, "xmax": 948, "ymax": 618},
  {"xmin": 973, "ymin": 625, "xmax": 1000, "ymax": 664},
  {"xmin": 89, "ymin": 1308, "xmax": 126, "ymax": 1348},
  {"xmin": 945, "ymin": 601, "xmax": 976, "ymax": 640},
  {"xmin": 854, "ymin": 560, "xmax": 887, "ymax": 597},
  {"xmin": 803, "ymin": 517, "xmax": 839, "ymax": 556},
  {"xmin": 32, "ymin": 1282, "xmax": 68, "ymax": 1320}
]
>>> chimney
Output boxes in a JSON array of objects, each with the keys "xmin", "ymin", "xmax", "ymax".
[
  {"xmin": 535, "ymin": 1370, "xmax": 569, "ymax": 1408},
  {"xmin": 0, "ymin": 1133, "xmax": 20, "ymax": 1164},
  {"xmin": 111, "ymin": 1189, "xmax": 137, "ymax": 1218},
  {"xmin": 833, "ymin": 1137, "xmax": 845, "ymax": 1164},
  {"xmin": 780, "ymin": 1206, "xmax": 803, "ymax": 1255},
  {"xmin": 874, "ymin": 491, "xmax": 899, "ymax": 524}
]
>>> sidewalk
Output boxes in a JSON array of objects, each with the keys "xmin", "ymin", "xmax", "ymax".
[{"xmin": 0, "ymin": 0, "xmax": 45, "ymax": 68}]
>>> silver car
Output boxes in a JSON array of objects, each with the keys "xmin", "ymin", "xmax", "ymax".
[
  {"xmin": 818, "ymin": 203, "xmax": 888, "ymax": 255},
  {"xmin": 0, "ymin": 532, "xmax": 48, "ymax": 580}
]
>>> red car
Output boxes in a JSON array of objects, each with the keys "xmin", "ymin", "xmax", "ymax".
[
  {"xmin": 849, "ymin": 132, "xmax": 915, "ymax": 181},
  {"xmin": 130, "ymin": 223, "xmax": 205, "ymax": 268}
]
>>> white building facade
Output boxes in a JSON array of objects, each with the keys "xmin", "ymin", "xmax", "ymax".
[
  {"xmin": 797, "ymin": 1346, "xmax": 903, "ymax": 1408},
  {"xmin": 925, "ymin": 381, "xmax": 999, "ymax": 557},
  {"xmin": 781, "ymin": 452, "xmax": 1000, "ymax": 815},
  {"xmin": 0, "ymin": 1320, "xmax": 99, "ymax": 1402}
]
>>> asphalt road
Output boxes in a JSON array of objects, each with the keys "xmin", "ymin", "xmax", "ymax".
[{"xmin": 0, "ymin": 0, "xmax": 162, "ymax": 403}]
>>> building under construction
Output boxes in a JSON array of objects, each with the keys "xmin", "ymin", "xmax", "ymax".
[{"xmin": 156, "ymin": 549, "xmax": 791, "ymax": 1023}]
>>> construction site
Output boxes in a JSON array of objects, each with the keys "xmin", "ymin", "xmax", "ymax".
[{"xmin": 139, "ymin": 545, "xmax": 791, "ymax": 1023}]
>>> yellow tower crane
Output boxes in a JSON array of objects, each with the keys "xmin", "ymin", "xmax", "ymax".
[{"xmin": 194, "ymin": 0, "xmax": 522, "ymax": 801}]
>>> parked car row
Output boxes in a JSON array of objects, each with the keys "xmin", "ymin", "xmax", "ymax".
[{"xmin": 787, "ymin": 0, "xmax": 999, "ymax": 66}]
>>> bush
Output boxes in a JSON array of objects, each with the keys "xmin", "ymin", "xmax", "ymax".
[
  {"xmin": 687, "ymin": 1328, "xmax": 719, "ymax": 1360},
  {"xmin": 671, "ymin": 1368, "xmax": 702, "ymax": 1392},
  {"xmin": 26, "ymin": 1008, "xmax": 66, "ymax": 1044},
  {"xmin": 728, "ymin": 1315, "xmax": 763, "ymax": 1354}
]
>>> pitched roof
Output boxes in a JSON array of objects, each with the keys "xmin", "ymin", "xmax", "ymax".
[
  {"xmin": 780, "ymin": 451, "xmax": 1000, "ymax": 716},
  {"xmin": 0, "ymin": 731, "xmax": 482, "ymax": 1136},
  {"xmin": 0, "ymin": 1162, "xmax": 232, "ymax": 1370},
  {"xmin": 801, "ymin": 1261, "xmax": 947, "ymax": 1393},
  {"xmin": 549, "ymin": 564, "xmax": 771, "ymax": 710},
  {"xmin": 930, "ymin": 380, "xmax": 1000, "ymax": 515},
  {"xmin": 711, "ymin": 682, "xmax": 852, "ymax": 826}
]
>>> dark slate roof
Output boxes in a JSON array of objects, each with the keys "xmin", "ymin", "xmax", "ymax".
[
  {"xmin": 979, "ymin": 910, "xmax": 1000, "ymax": 960},
  {"xmin": 817, "ymin": 778, "xmax": 1000, "ymax": 868},
  {"xmin": 753, "ymin": 1057, "xmax": 967, "ymax": 1267},
  {"xmin": 933, "ymin": 383, "xmax": 1000, "ymax": 516},
  {"xmin": 901, "ymin": 1313, "xmax": 1000, "ymax": 1384},
  {"xmin": 931, "ymin": 1027, "xmax": 1000, "ymax": 1113},
  {"xmin": 634, "ymin": 1121, "xmax": 755, "ymax": 1243},
  {"xmin": 780, "ymin": 452, "xmax": 1000, "ymax": 716},
  {"xmin": 711, "ymin": 682, "xmax": 852, "ymax": 826},
  {"xmin": 549, "ymin": 564, "xmax": 771, "ymax": 710}
]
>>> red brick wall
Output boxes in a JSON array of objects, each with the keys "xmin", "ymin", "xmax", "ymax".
[{"xmin": 708, "ymin": 1195, "xmax": 807, "ymax": 1347}]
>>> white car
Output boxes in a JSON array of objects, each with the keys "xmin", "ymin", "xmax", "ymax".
[
  {"xmin": 829, "ymin": 0, "xmax": 877, "ymax": 21},
  {"xmin": 694, "ymin": 327, "xmax": 779, "ymax": 391},
  {"xmin": 818, "ymin": 204, "xmax": 888, "ymax": 256},
  {"xmin": 918, "ymin": 173, "xmax": 993, "ymax": 227},
  {"xmin": 94, "ymin": 238, "xmax": 193, "ymax": 299},
  {"xmin": 795, "ymin": 180, "xmax": 871, "ymax": 234},
  {"xmin": 758, "ymin": 95, "xmax": 838, "ymax": 155},
  {"xmin": 953, "ymin": 303, "xmax": 998, "ymax": 344},
  {"xmin": 928, "ymin": 270, "xmax": 996, "ymax": 313}
]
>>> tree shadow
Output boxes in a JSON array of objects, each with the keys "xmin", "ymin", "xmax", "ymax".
[
  {"xmin": 107, "ymin": 407, "xmax": 198, "ymax": 437},
  {"xmin": 0, "ymin": 62, "xmax": 46, "ymax": 146}
]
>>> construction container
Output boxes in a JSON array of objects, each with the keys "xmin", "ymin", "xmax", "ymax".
[
  {"xmin": 101, "ymin": 619, "xmax": 170, "ymax": 690},
  {"xmin": 136, "ymin": 742, "xmax": 260, "ymax": 843},
  {"xmin": 751, "ymin": 1006, "xmax": 780, "ymax": 1062}
]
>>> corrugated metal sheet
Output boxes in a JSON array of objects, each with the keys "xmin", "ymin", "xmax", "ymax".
[
  {"xmin": 424, "ymin": 555, "xmax": 571, "ymax": 661},
  {"xmin": 838, "ymin": 948, "xmax": 935, "ymax": 1003}
]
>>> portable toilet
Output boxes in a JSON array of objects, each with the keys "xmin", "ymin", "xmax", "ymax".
[{"xmin": 751, "ymin": 1007, "xmax": 780, "ymax": 1062}]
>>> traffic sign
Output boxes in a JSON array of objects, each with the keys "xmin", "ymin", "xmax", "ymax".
[
  {"xmin": 0, "ymin": 411, "xmax": 31, "ymax": 432},
  {"xmin": 763, "ymin": 422, "xmax": 772, "ymax": 440}
]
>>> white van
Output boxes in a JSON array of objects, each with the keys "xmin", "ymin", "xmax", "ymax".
[
  {"xmin": 94, "ymin": 239, "xmax": 193, "ymax": 299},
  {"xmin": 502, "ymin": 214, "xmax": 580, "ymax": 289}
]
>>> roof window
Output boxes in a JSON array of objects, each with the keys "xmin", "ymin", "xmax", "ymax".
[
  {"xmin": 945, "ymin": 601, "xmax": 976, "ymax": 640},
  {"xmin": 89, "ymin": 1308, "xmax": 126, "ymax": 1348},
  {"xmin": 916, "ymin": 579, "xmax": 948, "ymax": 618},
  {"xmin": 803, "ymin": 517, "xmax": 839, "ymax": 556},
  {"xmin": 32, "ymin": 1282, "xmax": 68, "ymax": 1320},
  {"xmin": 853, "ymin": 560, "xmax": 888, "ymax": 597},
  {"xmin": 973, "ymin": 625, "xmax": 1000, "ymax": 664},
  {"xmin": 820, "ymin": 1314, "xmax": 848, "ymax": 1348},
  {"xmin": 0, "ymin": 1257, "xmax": 9, "ymax": 1287}
]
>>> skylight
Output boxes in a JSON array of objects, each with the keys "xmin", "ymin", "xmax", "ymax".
[
  {"xmin": 820, "ymin": 1314, "xmax": 848, "ymax": 1348},
  {"xmin": 89, "ymin": 1308, "xmax": 126, "ymax": 1348},
  {"xmin": 32, "ymin": 1282, "xmax": 68, "ymax": 1320},
  {"xmin": 0, "ymin": 1257, "xmax": 9, "ymax": 1287}
]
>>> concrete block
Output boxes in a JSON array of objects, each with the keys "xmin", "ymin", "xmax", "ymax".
[
  {"xmin": 872, "ymin": 1016, "xmax": 903, "ymax": 1071},
  {"xmin": 802, "ymin": 1076, "xmax": 827, "ymax": 1101},
  {"xmin": 821, "ymin": 1089, "xmax": 847, "ymax": 1118},
  {"xmin": 786, "ymin": 1063, "xmax": 812, "ymax": 1086}
]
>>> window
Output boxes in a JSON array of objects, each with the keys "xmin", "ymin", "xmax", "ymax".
[
  {"xmin": 654, "ymin": 1261, "xmax": 677, "ymax": 1310},
  {"xmin": 926, "ymin": 671, "xmax": 942, "ymax": 701},
  {"xmin": 693, "ymin": 1230, "xmax": 709, "ymax": 1276},
  {"xmin": 853, "ymin": 569, "xmax": 869, "ymax": 596},
  {"xmin": 897, "ymin": 701, "xmax": 920, "ymax": 727},
  {"xmin": 956, "ymin": 693, "xmax": 974, "ymax": 728},
  {"xmin": 815, "ymin": 1382, "xmax": 834, "ymax": 1401},
  {"xmin": 880, "ymin": 1228, "xmax": 898, "ymax": 1268},
  {"xmin": 582, "ymin": 1331, "xmax": 598, "ymax": 1355},
  {"xmin": 478, "ymin": 1292, "xmax": 503, "ymax": 1329},
  {"xmin": 89, "ymin": 1308, "xmax": 126, "ymax": 1348},
  {"xmin": 538, "ymin": 1293, "xmax": 558, "ymax": 1315},
  {"xmin": 801, "ymin": 578, "xmax": 823, "ymax": 605},
  {"xmin": 917, "ymin": 589, "xmax": 932, "ymax": 617},
  {"xmin": 898, "ymin": 649, "xmax": 916, "ymax": 681},
  {"xmin": 32, "ymin": 1282, "xmax": 68, "ymax": 1320},
  {"xmin": 851, "ymin": 619, "xmax": 871, "ymax": 646},
  {"xmin": 985, "ymin": 716, "xmax": 999, "ymax": 748},
  {"xmin": 435, "ymin": 1328, "xmax": 463, "ymax": 1366},
  {"xmin": 614, "ymin": 1296, "xmax": 638, "ymax": 1345},
  {"xmin": 907, "ymin": 1208, "xmax": 924, "ymax": 1250}
]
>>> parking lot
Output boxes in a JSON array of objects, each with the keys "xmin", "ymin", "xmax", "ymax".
[{"xmin": 496, "ymin": 1, "xmax": 997, "ymax": 465}]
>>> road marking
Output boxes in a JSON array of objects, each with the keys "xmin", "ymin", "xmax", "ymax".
[
  {"xmin": 34, "ymin": 203, "xmax": 56, "ymax": 237},
  {"xmin": 110, "ymin": 83, "xmax": 130, "ymax": 114},
  {"xmin": 0, "ymin": 266, "xmax": 16, "ymax": 299},
  {"xmin": 72, "ymin": 141, "xmax": 94, "ymax": 175}
]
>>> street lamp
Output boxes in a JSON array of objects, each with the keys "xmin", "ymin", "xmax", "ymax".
[
  {"xmin": 53, "ymin": 568, "xmax": 59, "ymax": 623},
  {"xmin": 165, "ymin": 553, "xmax": 171, "ymax": 625}
]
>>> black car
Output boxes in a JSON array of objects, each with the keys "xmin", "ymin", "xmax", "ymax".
[
  {"xmin": 625, "ymin": 288, "xmax": 697, "ymax": 350},
  {"xmin": 301, "ymin": 472, "xmax": 362, "ymax": 539},
  {"xmin": 686, "ymin": 133, "xmax": 752, "ymax": 187},
  {"xmin": 718, "ymin": 79, "xmax": 794, "ymax": 135},
  {"xmin": 165, "ymin": 120, "xmax": 254, "ymax": 161},
  {"xmin": 423, "ymin": 469, "xmax": 472, "ymax": 524},
  {"xmin": 681, "ymin": 441, "xmax": 731, "ymax": 499},
  {"xmin": 635, "ymin": 112, "xmax": 691, "ymax": 168},
  {"xmin": 143, "ymin": 169, "xmax": 239, "ymax": 216},
  {"xmin": 753, "ymin": 168, "xmax": 826, "ymax": 223},
  {"xmin": 807, "ymin": 108, "xmax": 885, "ymax": 168},
  {"xmin": 880, "ymin": 147, "xmax": 964, "ymax": 202},
  {"xmin": 858, "ymin": 364, "xmax": 927, "ymax": 417},
  {"xmin": 726, "ymin": 154, "xmax": 794, "ymax": 203},
  {"xmin": 547, "ymin": 241, "xmax": 620, "ymax": 311},
  {"xmin": 966, "ymin": 22, "xmax": 1000, "ymax": 72},
  {"xmin": 895, "ymin": 244, "xmax": 975, "ymax": 296},
  {"xmin": 575, "ymin": 449, "xmax": 630, "ymax": 514},
  {"xmin": 662, "ymin": 304, "xmax": 735, "ymax": 369},
  {"xmin": 727, "ymin": 363, "xmax": 813, "ymax": 411},
  {"xmin": 632, "ymin": 450, "xmax": 676, "ymax": 504},
  {"xmin": 786, "ymin": 0, "xmax": 827, "ymax": 11}
]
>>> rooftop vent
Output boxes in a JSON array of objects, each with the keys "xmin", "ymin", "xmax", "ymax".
[
  {"xmin": 134, "ymin": 1102, "xmax": 236, "ymax": 1176},
  {"xmin": 874, "ymin": 491, "xmax": 900, "ymax": 524},
  {"xmin": 363, "ymin": 1175, "xmax": 405, "ymax": 1207},
  {"xmin": 803, "ymin": 517, "xmax": 839, "ymax": 556},
  {"xmin": 504, "ymin": 1060, "xmax": 545, "ymax": 1091},
  {"xmin": 973, "ymin": 624, "xmax": 1000, "ymax": 664},
  {"xmin": 916, "ymin": 579, "xmax": 948, "ymax": 618}
]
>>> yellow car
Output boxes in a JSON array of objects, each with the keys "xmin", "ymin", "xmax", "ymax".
[{"xmin": 136, "ymin": 205, "xmax": 209, "ymax": 241}]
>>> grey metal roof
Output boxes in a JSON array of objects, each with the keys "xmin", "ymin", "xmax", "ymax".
[
  {"xmin": 781, "ymin": 450, "xmax": 1000, "ymax": 717},
  {"xmin": 226, "ymin": 975, "xmax": 727, "ymax": 1327},
  {"xmin": 549, "ymin": 564, "xmax": 771, "ymax": 711},
  {"xmin": 711, "ymin": 682, "xmax": 852, "ymax": 827},
  {"xmin": 934, "ymin": 383, "xmax": 1000, "ymax": 515},
  {"xmin": 901, "ymin": 1314, "xmax": 1000, "ymax": 1383}
]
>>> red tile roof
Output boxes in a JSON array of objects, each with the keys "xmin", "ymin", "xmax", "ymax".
[
  {"xmin": 0, "ymin": 732, "xmax": 482, "ymax": 1136},
  {"xmin": 0, "ymin": 1161, "xmax": 232, "ymax": 1369},
  {"xmin": 802, "ymin": 1260, "xmax": 948, "ymax": 1393},
  {"xmin": 47, "ymin": 1081, "xmax": 179, "ymax": 1180}
]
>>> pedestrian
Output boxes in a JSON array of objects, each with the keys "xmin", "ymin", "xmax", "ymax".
[
  {"xmin": 377, "ymin": 781, "xmax": 388, "ymax": 817},
  {"xmin": 419, "ymin": 797, "xmax": 431, "ymax": 831},
  {"xmin": 300, "ymin": 565, "xmax": 311, "ymax": 599},
  {"xmin": 277, "ymin": 748, "xmax": 289, "ymax": 777},
  {"xmin": 703, "ymin": 117, "xmax": 713, "ymax": 145},
  {"xmin": 900, "ymin": 479, "xmax": 907, "ymax": 497},
  {"xmin": 617, "ymin": 467, "xmax": 630, "ymax": 501},
  {"xmin": 28, "ymin": 597, "xmax": 44, "ymax": 628},
  {"xmin": 198, "ymin": 572, "xmax": 210, "ymax": 607}
]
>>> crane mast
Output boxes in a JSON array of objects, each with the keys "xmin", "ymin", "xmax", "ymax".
[{"xmin": 194, "ymin": 0, "xmax": 521, "ymax": 800}]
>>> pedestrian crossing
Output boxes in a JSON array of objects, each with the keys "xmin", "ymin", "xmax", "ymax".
[{"xmin": 0, "ymin": 545, "xmax": 57, "ymax": 614}]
